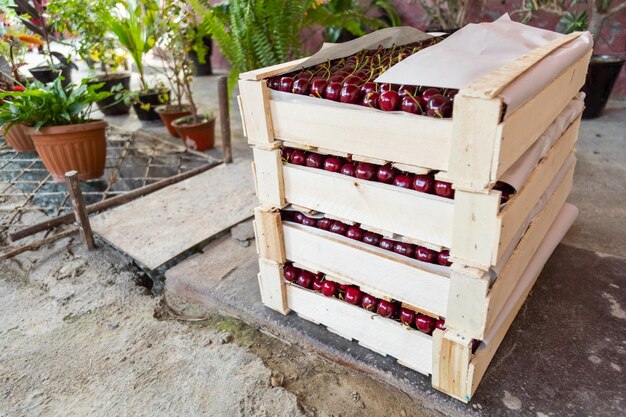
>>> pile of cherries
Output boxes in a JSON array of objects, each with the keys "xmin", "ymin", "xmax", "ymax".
[
  {"xmin": 282, "ymin": 210, "xmax": 453, "ymax": 267},
  {"xmin": 284, "ymin": 263, "xmax": 445, "ymax": 335},
  {"xmin": 266, "ymin": 39, "xmax": 458, "ymax": 118}
]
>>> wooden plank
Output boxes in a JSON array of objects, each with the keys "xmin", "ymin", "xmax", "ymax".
[
  {"xmin": 239, "ymin": 57, "xmax": 309, "ymax": 81},
  {"xmin": 258, "ymin": 258, "xmax": 290, "ymax": 314},
  {"xmin": 282, "ymin": 164, "xmax": 455, "ymax": 247},
  {"xmin": 282, "ymin": 222, "xmax": 450, "ymax": 317},
  {"xmin": 432, "ymin": 330, "xmax": 472, "ymax": 402},
  {"xmin": 287, "ymin": 284, "xmax": 433, "ymax": 375},
  {"xmin": 254, "ymin": 206, "xmax": 286, "ymax": 263},
  {"xmin": 271, "ymin": 99, "xmax": 453, "ymax": 171},
  {"xmin": 496, "ymin": 48, "xmax": 591, "ymax": 179},
  {"xmin": 91, "ymin": 160, "xmax": 256, "ymax": 270},
  {"xmin": 496, "ymin": 117, "xmax": 580, "ymax": 264},
  {"xmin": 450, "ymin": 189, "xmax": 501, "ymax": 270},
  {"xmin": 444, "ymin": 265, "xmax": 491, "ymax": 338},
  {"xmin": 462, "ymin": 32, "xmax": 585, "ymax": 99},
  {"xmin": 392, "ymin": 163, "xmax": 431, "ymax": 175},
  {"xmin": 253, "ymin": 148, "xmax": 285, "ymax": 207},
  {"xmin": 447, "ymin": 95, "xmax": 503, "ymax": 190},
  {"xmin": 238, "ymin": 79, "xmax": 274, "ymax": 145}
]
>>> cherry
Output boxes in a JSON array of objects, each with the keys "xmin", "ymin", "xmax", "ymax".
[
  {"xmin": 344, "ymin": 287, "xmax": 362, "ymax": 305},
  {"xmin": 434, "ymin": 180, "xmax": 455, "ymax": 199},
  {"xmin": 355, "ymin": 162, "xmax": 376, "ymax": 181},
  {"xmin": 281, "ymin": 147, "xmax": 294, "ymax": 162},
  {"xmin": 330, "ymin": 221, "xmax": 348, "ymax": 236},
  {"xmin": 363, "ymin": 232, "xmax": 382, "ymax": 246},
  {"xmin": 294, "ymin": 212, "xmax": 305, "ymax": 224},
  {"xmin": 325, "ymin": 81, "xmax": 342, "ymax": 101},
  {"xmin": 379, "ymin": 90, "xmax": 400, "ymax": 111},
  {"xmin": 268, "ymin": 77, "xmax": 281, "ymax": 90},
  {"xmin": 379, "ymin": 238, "xmax": 395, "ymax": 251},
  {"xmin": 338, "ymin": 283, "xmax": 351, "ymax": 292},
  {"xmin": 321, "ymin": 280, "xmax": 338, "ymax": 297},
  {"xmin": 377, "ymin": 300, "xmax": 398, "ymax": 318},
  {"xmin": 361, "ymin": 82, "xmax": 377, "ymax": 95},
  {"xmin": 317, "ymin": 218, "xmax": 332, "ymax": 231},
  {"xmin": 393, "ymin": 174, "xmax": 413, "ymax": 189},
  {"xmin": 427, "ymin": 95, "xmax": 452, "ymax": 118},
  {"xmin": 312, "ymin": 277, "xmax": 325, "ymax": 292},
  {"xmin": 292, "ymin": 78, "xmax": 310, "ymax": 95},
  {"xmin": 361, "ymin": 293, "xmax": 379, "ymax": 311},
  {"xmin": 296, "ymin": 270, "xmax": 315, "ymax": 288},
  {"xmin": 421, "ymin": 87, "xmax": 441, "ymax": 102},
  {"xmin": 340, "ymin": 163, "xmax": 356, "ymax": 176},
  {"xmin": 444, "ymin": 89, "xmax": 459, "ymax": 100},
  {"xmin": 361, "ymin": 91, "xmax": 380, "ymax": 109},
  {"xmin": 354, "ymin": 70, "xmax": 368, "ymax": 80},
  {"xmin": 284, "ymin": 265, "xmax": 300, "ymax": 282},
  {"xmin": 310, "ymin": 77, "xmax": 328, "ymax": 98},
  {"xmin": 398, "ymin": 85, "xmax": 418, "ymax": 98},
  {"xmin": 290, "ymin": 150, "xmax": 306, "ymax": 166},
  {"xmin": 343, "ymin": 75, "xmax": 362, "ymax": 86},
  {"xmin": 305, "ymin": 153, "xmax": 324, "ymax": 169},
  {"xmin": 415, "ymin": 314, "xmax": 436, "ymax": 334},
  {"xmin": 494, "ymin": 181, "xmax": 515, "ymax": 204},
  {"xmin": 415, "ymin": 246, "xmax": 437, "ymax": 263},
  {"xmin": 380, "ymin": 83, "xmax": 399, "ymax": 93},
  {"xmin": 437, "ymin": 249, "xmax": 452, "ymax": 266},
  {"xmin": 301, "ymin": 215, "xmax": 318, "ymax": 227},
  {"xmin": 435, "ymin": 319, "xmax": 446, "ymax": 331},
  {"xmin": 329, "ymin": 74, "xmax": 345, "ymax": 84},
  {"xmin": 323, "ymin": 156, "xmax": 344, "ymax": 173},
  {"xmin": 376, "ymin": 164, "xmax": 398, "ymax": 184},
  {"xmin": 412, "ymin": 174, "xmax": 434, "ymax": 193},
  {"xmin": 346, "ymin": 225, "xmax": 365, "ymax": 241},
  {"xmin": 279, "ymin": 76, "xmax": 295, "ymax": 93},
  {"xmin": 393, "ymin": 242, "xmax": 415, "ymax": 258},
  {"xmin": 400, "ymin": 308, "xmax": 416, "ymax": 326},
  {"xmin": 401, "ymin": 95, "xmax": 425, "ymax": 115},
  {"xmin": 340, "ymin": 84, "xmax": 362, "ymax": 104}
]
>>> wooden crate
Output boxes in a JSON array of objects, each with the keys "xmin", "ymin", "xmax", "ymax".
[{"xmin": 239, "ymin": 32, "xmax": 591, "ymax": 191}]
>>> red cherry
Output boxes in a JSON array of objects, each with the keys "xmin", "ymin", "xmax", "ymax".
[
  {"xmin": 380, "ymin": 83, "xmax": 399, "ymax": 93},
  {"xmin": 345, "ymin": 287, "xmax": 362, "ymax": 305},
  {"xmin": 393, "ymin": 242, "xmax": 415, "ymax": 258},
  {"xmin": 362, "ymin": 232, "xmax": 382, "ymax": 246},
  {"xmin": 323, "ymin": 156, "xmax": 344, "ymax": 173},
  {"xmin": 329, "ymin": 74, "xmax": 345, "ymax": 84},
  {"xmin": 494, "ymin": 181, "xmax": 515, "ymax": 204},
  {"xmin": 279, "ymin": 76, "xmax": 295, "ymax": 92},
  {"xmin": 398, "ymin": 85, "xmax": 418, "ymax": 98},
  {"xmin": 340, "ymin": 84, "xmax": 362, "ymax": 104},
  {"xmin": 310, "ymin": 77, "xmax": 328, "ymax": 98},
  {"xmin": 354, "ymin": 70, "xmax": 368, "ymax": 80},
  {"xmin": 340, "ymin": 162, "xmax": 356, "ymax": 176},
  {"xmin": 292, "ymin": 78, "xmax": 310, "ymax": 95},
  {"xmin": 421, "ymin": 87, "xmax": 441, "ymax": 102},
  {"xmin": 338, "ymin": 283, "xmax": 351, "ymax": 292},
  {"xmin": 378, "ymin": 90, "xmax": 400, "ymax": 111},
  {"xmin": 301, "ymin": 215, "xmax": 318, "ymax": 227},
  {"xmin": 376, "ymin": 164, "xmax": 398, "ymax": 184},
  {"xmin": 290, "ymin": 150, "xmax": 306, "ymax": 166},
  {"xmin": 305, "ymin": 153, "xmax": 324, "ymax": 168},
  {"xmin": 438, "ymin": 249, "xmax": 452, "ymax": 266},
  {"xmin": 343, "ymin": 75, "xmax": 362, "ymax": 86},
  {"xmin": 427, "ymin": 94, "xmax": 452, "ymax": 118},
  {"xmin": 346, "ymin": 225, "xmax": 365, "ymax": 241},
  {"xmin": 294, "ymin": 212, "xmax": 305, "ymax": 223},
  {"xmin": 268, "ymin": 77, "xmax": 281, "ymax": 90},
  {"xmin": 377, "ymin": 300, "xmax": 398, "ymax": 318},
  {"xmin": 296, "ymin": 270, "xmax": 315, "ymax": 288},
  {"xmin": 361, "ymin": 82, "xmax": 377, "ymax": 95},
  {"xmin": 415, "ymin": 246, "xmax": 437, "ymax": 263},
  {"xmin": 317, "ymin": 218, "xmax": 332, "ymax": 231},
  {"xmin": 444, "ymin": 89, "xmax": 459, "ymax": 100},
  {"xmin": 361, "ymin": 293, "xmax": 379, "ymax": 311},
  {"xmin": 415, "ymin": 314, "xmax": 436, "ymax": 334},
  {"xmin": 401, "ymin": 95, "xmax": 425, "ymax": 115},
  {"xmin": 435, "ymin": 319, "xmax": 446, "ymax": 331},
  {"xmin": 379, "ymin": 238, "xmax": 395, "ymax": 251},
  {"xmin": 355, "ymin": 162, "xmax": 376, "ymax": 181},
  {"xmin": 400, "ymin": 308, "xmax": 416, "ymax": 326},
  {"xmin": 325, "ymin": 81, "xmax": 342, "ymax": 101},
  {"xmin": 330, "ymin": 221, "xmax": 348, "ymax": 236},
  {"xmin": 312, "ymin": 277, "xmax": 324, "ymax": 292},
  {"xmin": 281, "ymin": 147, "xmax": 294, "ymax": 162},
  {"xmin": 393, "ymin": 174, "xmax": 413, "ymax": 189},
  {"xmin": 321, "ymin": 280, "xmax": 338, "ymax": 297},
  {"xmin": 412, "ymin": 174, "xmax": 434, "ymax": 193},
  {"xmin": 361, "ymin": 91, "xmax": 380, "ymax": 109},
  {"xmin": 434, "ymin": 180, "xmax": 455, "ymax": 199},
  {"xmin": 284, "ymin": 265, "xmax": 300, "ymax": 282}
]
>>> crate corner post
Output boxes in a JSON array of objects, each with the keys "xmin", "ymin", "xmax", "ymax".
[
  {"xmin": 432, "ymin": 329, "xmax": 473, "ymax": 403},
  {"xmin": 238, "ymin": 78, "xmax": 274, "ymax": 146},
  {"xmin": 257, "ymin": 257, "xmax": 290, "ymax": 315}
]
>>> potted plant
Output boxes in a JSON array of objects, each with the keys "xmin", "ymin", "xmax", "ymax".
[
  {"xmin": 0, "ymin": 78, "xmax": 112, "ymax": 181},
  {"xmin": 101, "ymin": 0, "xmax": 170, "ymax": 121},
  {"xmin": 186, "ymin": 24, "xmax": 213, "ymax": 76},
  {"xmin": 47, "ymin": 0, "xmax": 133, "ymax": 115},
  {"xmin": 516, "ymin": 0, "xmax": 626, "ymax": 118},
  {"xmin": 10, "ymin": 0, "xmax": 78, "ymax": 87}
]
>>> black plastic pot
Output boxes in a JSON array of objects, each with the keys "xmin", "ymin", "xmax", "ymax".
[
  {"xmin": 188, "ymin": 36, "xmax": 213, "ymax": 76},
  {"xmin": 29, "ymin": 63, "xmax": 73, "ymax": 87},
  {"xmin": 582, "ymin": 55, "xmax": 626, "ymax": 119},
  {"xmin": 132, "ymin": 89, "xmax": 170, "ymax": 121},
  {"xmin": 88, "ymin": 73, "xmax": 132, "ymax": 116}
]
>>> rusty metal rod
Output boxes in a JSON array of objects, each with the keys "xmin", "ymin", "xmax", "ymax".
[
  {"xmin": 65, "ymin": 171, "xmax": 96, "ymax": 250},
  {"xmin": 218, "ymin": 76, "xmax": 232, "ymax": 163},
  {"xmin": 9, "ymin": 163, "xmax": 217, "ymax": 242},
  {"xmin": 1, "ymin": 228, "xmax": 79, "ymax": 262}
]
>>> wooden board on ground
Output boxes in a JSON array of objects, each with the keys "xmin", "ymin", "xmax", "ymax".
[{"xmin": 91, "ymin": 160, "xmax": 257, "ymax": 270}]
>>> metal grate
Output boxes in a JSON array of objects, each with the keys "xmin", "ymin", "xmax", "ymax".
[{"xmin": 0, "ymin": 127, "xmax": 216, "ymax": 249}]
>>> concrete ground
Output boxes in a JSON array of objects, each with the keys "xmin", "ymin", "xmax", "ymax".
[{"xmin": 1, "ymin": 53, "xmax": 625, "ymax": 416}]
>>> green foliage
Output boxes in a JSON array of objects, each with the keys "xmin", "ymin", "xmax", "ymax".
[{"xmin": 0, "ymin": 77, "xmax": 111, "ymax": 131}]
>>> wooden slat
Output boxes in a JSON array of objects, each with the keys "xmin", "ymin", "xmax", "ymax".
[
  {"xmin": 253, "ymin": 148, "xmax": 285, "ymax": 207},
  {"xmin": 462, "ymin": 32, "xmax": 585, "ymax": 99},
  {"xmin": 239, "ymin": 57, "xmax": 309, "ymax": 81},
  {"xmin": 254, "ymin": 206, "xmax": 286, "ymax": 263},
  {"xmin": 282, "ymin": 164, "xmax": 455, "ymax": 247},
  {"xmin": 271, "ymin": 100, "xmax": 453, "ymax": 171},
  {"xmin": 238, "ymin": 80, "xmax": 274, "ymax": 145},
  {"xmin": 282, "ymin": 222, "xmax": 450, "ymax": 317},
  {"xmin": 287, "ymin": 284, "xmax": 433, "ymax": 375},
  {"xmin": 495, "ymin": 48, "xmax": 591, "ymax": 179},
  {"xmin": 447, "ymin": 96, "xmax": 503, "ymax": 190},
  {"xmin": 432, "ymin": 330, "xmax": 472, "ymax": 402},
  {"xmin": 444, "ymin": 265, "xmax": 491, "ymax": 337},
  {"xmin": 258, "ymin": 258, "xmax": 289, "ymax": 314}
]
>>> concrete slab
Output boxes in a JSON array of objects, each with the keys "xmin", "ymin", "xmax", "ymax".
[{"xmin": 167, "ymin": 239, "xmax": 626, "ymax": 417}]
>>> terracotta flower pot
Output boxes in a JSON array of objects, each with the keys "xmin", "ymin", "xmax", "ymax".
[
  {"xmin": 155, "ymin": 105, "xmax": 192, "ymax": 137},
  {"xmin": 172, "ymin": 115, "xmax": 216, "ymax": 151},
  {"xmin": 4, "ymin": 124, "xmax": 35, "ymax": 152},
  {"xmin": 26, "ymin": 120, "xmax": 108, "ymax": 183}
]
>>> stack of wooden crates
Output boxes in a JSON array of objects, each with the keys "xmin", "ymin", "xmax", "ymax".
[{"xmin": 238, "ymin": 32, "xmax": 592, "ymax": 402}]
